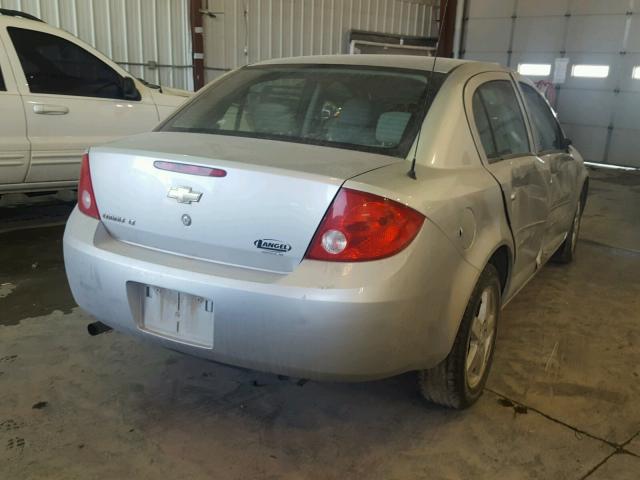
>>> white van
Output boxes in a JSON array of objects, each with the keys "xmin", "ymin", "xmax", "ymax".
[{"xmin": 0, "ymin": 10, "xmax": 190, "ymax": 194}]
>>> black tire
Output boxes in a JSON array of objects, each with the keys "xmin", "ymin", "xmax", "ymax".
[
  {"xmin": 552, "ymin": 197, "xmax": 583, "ymax": 264},
  {"xmin": 418, "ymin": 264, "xmax": 501, "ymax": 409}
]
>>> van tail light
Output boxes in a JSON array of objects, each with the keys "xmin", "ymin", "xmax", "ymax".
[
  {"xmin": 78, "ymin": 153, "xmax": 100, "ymax": 219},
  {"xmin": 305, "ymin": 188, "xmax": 425, "ymax": 262}
]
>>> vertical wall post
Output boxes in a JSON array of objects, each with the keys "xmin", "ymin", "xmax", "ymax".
[
  {"xmin": 453, "ymin": 0, "xmax": 467, "ymax": 58},
  {"xmin": 437, "ymin": 0, "xmax": 458, "ymax": 57},
  {"xmin": 190, "ymin": 0, "xmax": 205, "ymax": 90}
]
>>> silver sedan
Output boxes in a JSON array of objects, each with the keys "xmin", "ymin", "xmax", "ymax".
[{"xmin": 63, "ymin": 55, "xmax": 588, "ymax": 409}]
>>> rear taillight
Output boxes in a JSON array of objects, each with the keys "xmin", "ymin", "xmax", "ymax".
[
  {"xmin": 305, "ymin": 188, "xmax": 425, "ymax": 262},
  {"xmin": 78, "ymin": 153, "xmax": 100, "ymax": 219}
]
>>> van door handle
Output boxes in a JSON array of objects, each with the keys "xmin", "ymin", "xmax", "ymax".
[{"xmin": 33, "ymin": 104, "xmax": 69, "ymax": 115}]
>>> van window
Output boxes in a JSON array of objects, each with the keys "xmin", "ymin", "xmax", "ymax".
[
  {"xmin": 0, "ymin": 67, "xmax": 5, "ymax": 91},
  {"xmin": 8, "ymin": 27, "xmax": 130, "ymax": 100},
  {"xmin": 473, "ymin": 80, "xmax": 530, "ymax": 160}
]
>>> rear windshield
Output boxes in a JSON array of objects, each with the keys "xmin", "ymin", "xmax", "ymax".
[{"xmin": 159, "ymin": 65, "xmax": 444, "ymax": 158}]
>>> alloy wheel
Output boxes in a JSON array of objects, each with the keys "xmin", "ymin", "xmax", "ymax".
[
  {"xmin": 571, "ymin": 203, "xmax": 582, "ymax": 254},
  {"xmin": 466, "ymin": 287, "xmax": 497, "ymax": 389}
]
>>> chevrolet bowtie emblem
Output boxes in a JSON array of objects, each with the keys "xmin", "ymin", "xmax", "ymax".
[{"xmin": 167, "ymin": 186, "xmax": 203, "ymax": 204}]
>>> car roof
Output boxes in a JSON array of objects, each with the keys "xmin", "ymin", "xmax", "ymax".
[
  {"xmin": 0, "ymin": 14, "xmax": 47, "ymax": 28},
  {"xmin": 253, "ymin": 54, "xmax": 504, "ymax": 75}
]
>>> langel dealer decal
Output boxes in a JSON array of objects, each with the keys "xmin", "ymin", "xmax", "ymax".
[{"xmin": 254, "ymin": 238, "xmax": 292, "ymax": 255}]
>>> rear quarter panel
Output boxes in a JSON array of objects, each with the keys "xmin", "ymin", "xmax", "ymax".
[
  {"xmin": 345, "ymin": 70, "xmax": 515, "ymax": 352},
  {"xmin": 347, "ymin": 62, "xmax": 515, "ymax": 286}
]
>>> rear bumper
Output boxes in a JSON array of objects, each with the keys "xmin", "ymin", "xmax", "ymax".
[{"xmin": 63, "ymin": 208, "xmax": 479, "ymax": 381}]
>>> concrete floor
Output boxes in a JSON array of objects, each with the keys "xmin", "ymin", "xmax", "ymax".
[{"xmin": 0, "ymin": 169, "xmax": 638, "ymax": 479}]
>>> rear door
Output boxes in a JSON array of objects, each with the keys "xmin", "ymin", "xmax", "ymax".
[
  {"xmin": 465, "ymin": 72, "xmax": 551, "ymax": 293},
  {"xmin": 516, "ymin": 80, "xmax": 579, "ymax": 256},
  {"xmin": 0, "ymin": 32, "xmax": 29, "ymax": 185},
  {"xmin": 1, "ymin": 25, "xmax": 159, "ymax": 184}
]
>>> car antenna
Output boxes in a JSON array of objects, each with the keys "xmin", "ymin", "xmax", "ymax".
[{"xmin": 408, "ymin": 0, "xmax": 451, "ymax": 180}]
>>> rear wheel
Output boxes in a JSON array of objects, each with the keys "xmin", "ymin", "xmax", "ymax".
[
  {"xmin": 418, "ymin": 264, "xmax": 501, "ymax": 409},
  {"xmin": 553, "ymin": 198, "xmax": 583, "ymax": 264}
]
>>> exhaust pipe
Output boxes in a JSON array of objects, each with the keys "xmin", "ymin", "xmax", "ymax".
[{"xmin": 87, "ymin": 321, "xmax": 113, "ymax": 336}]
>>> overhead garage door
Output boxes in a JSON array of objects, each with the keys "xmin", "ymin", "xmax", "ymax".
[{"xmin": 461, "ymin": 0, "xmax": 640, "ymax": 168}]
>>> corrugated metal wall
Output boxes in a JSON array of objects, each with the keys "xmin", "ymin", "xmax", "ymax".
[
  {"xmin": 461, "ymin": 0, "xmax": 640, "ymax": 168},
  {"xmin": 0, "ymin": 0, "xmax": 193, "ymax": 90},
  {"xmin": 202, "ymin": 0, "xmax": 439, "ymax": 81},
  {"xmin": 0, "ymin": 0, "xmax": 438, "ymax": 91}
]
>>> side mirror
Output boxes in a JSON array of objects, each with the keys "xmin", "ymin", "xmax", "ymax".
[
  {"xmin": 122, "ymin": 77, "xmax": 141, "ymax": 101},
  {"xmin": 561, "ymin": 137, "xmax": 573, "ymax": 151}
]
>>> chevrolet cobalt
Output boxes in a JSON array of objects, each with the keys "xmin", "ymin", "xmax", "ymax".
[{"xmin": 63, "ymin": 55, "xmax": 588, "ymax": 409}]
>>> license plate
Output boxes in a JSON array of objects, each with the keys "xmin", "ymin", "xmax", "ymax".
[{"xmin": 141, "ymin": 286, "xmax": 214, "ymax": 349}]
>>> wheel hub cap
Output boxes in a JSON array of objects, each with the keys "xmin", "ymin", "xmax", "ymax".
[
  {"xmin": 571, "ymin": 203, "xmax": 582, "ymax": 252},
  {"xmin": 466, "ymin": 287, "xmax": 497, "ymax": 389}
]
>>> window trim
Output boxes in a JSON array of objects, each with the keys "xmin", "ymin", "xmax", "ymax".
[
  {"xmin": 471, "ymin": 79, "xmax": 534, "ymax": 164},
  {"xmin": 517, "ymin": 81, "xmax": 568, "ymax": 156}
]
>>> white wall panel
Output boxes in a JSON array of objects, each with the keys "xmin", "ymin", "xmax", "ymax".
[
  {"xmin": 571, "ymin": 0, "xmax": 632, "ymax": 16},
  {"xmin": 202, "ymin": 0, "xmax": 438, "ymax": 82},
  {"xmin": 560, "ymin": 53, "xmax": 620, "ymax": 90},
  {"xmin": 464, "ymin": 17, "xmax": 511, "ymax": 52},
  {"xmin": 561, "ymin": 124, "xmax": 608, "ymax": 164},
  {"xmin": 0, "ymin": 0, "xmax": 193, "ymax": 90},
  {"xmin": 612, "ymin": 93, "xmax": 640, "ymax": 130},
  {"xmin": 628, "ymin": 18, "xmax": 640, "ymax": 53},
  {"xmin": 467, "ymin": 0, "xmax": 513, "ymax": 18},
  {"xmin": 620, "ymin": 54, "xmax": 640, "ymax": 92},
  {"xmin": 557, "ymin": 90, "xmax": 616, "ymax": 127},
  {"xmin": 512, "ymin": 17, "xmax": 565, "ymax": 53},
  {"xmin": 510, "ymin": 52, "xmax": 555, "ymax": 72},
  {"xmin": 608, "ymin": 130, "xmax": 640, "ymax": 168},
  {"xmin": 566, "ymin": 16, "xmax": 627, "ymax": 53},
  {"xmin": 516, "ymin": 0, "xmax": 568, "ymax": 17}
]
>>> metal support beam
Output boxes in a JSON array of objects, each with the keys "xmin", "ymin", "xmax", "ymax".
[
  {"xmin": 189, "ymin": 0, "xmax": 206, "ymax": 90},
  {"xmin": 437, "ymin": 0, "xmax": 458, "ymax": 58}
]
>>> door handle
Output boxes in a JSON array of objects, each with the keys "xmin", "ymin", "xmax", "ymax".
[
  {"xmin": 33, "ymin": 104, "xmax": 69, "ymax": 115},
  {"xmin": 510, "ymin": 191, "xmax": 517, "ymax": 201}
]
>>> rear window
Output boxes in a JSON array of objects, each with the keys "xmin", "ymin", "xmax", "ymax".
[{"xmin": 160, "ymin": 65, "xmax": 444, "ymax": 157}]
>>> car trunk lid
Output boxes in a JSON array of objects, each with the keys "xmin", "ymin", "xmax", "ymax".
[{"xmin": 89, "ymin": 132, "xmax": 400, "ymax": 272}]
